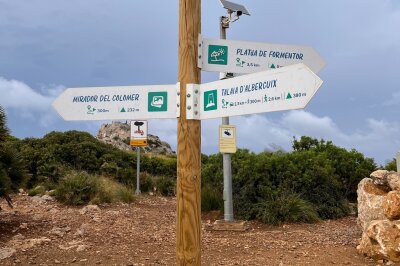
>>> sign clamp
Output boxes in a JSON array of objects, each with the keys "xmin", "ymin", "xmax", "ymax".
[
  {"xmin": 197, "ymin": 34, "xmax": 203, "ymax": 70},
  {"xmin": 186, "ymin": 84, "xmax": 200, "ymax": 120},
  {"xmin": 176, "ymin": 82, "xmax": 181, "ymax": 118}
]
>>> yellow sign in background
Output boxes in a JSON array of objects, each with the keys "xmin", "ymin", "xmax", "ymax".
[
  {"xmin": 130, "ymin": 121, "xmax": 148, "ymax": 147},
  {"xmin": 219, "ymin": 125, "xmax": 237, "ymax": 153}
]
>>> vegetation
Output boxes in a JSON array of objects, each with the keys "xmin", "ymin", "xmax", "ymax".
[
  {"xmin": 0, "ymin": 106, "xmax": 26, "ymax": 205},
  {"xmin": 1, "ymin": 118, "xmax": 382, "ymax": 224},
  {"xmin": 385, "ymin": 158, "xmax": 397, "ymax": 171},
  {"xmin": 54, "ymin": 171, "xmax": 134, "ymax": 205},
  {"xmin": 201, "ymin": 136, "xmax": 376, "ymax": 224}
]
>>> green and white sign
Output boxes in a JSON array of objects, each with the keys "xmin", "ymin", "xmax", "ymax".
[
  {"xmin": 52, "ymin": 84, "xmax": 179, "ymax": 121},
  {"xmin": 148, "ymin": 91, "xmax": 168, "ymax": 112},
  {"xmin": 198, "ymin": 35, "xmax": 325, "ymax": 75},
  {"xmin": 187, "ymin": 63, "xmax": 323, "ymax": 120},
  {"xmin": 204, "ymin": 90, "xmax": 218, "ymax": 111},
  {"xmin": 208, "ymin": 45, "xmax": 228, "ymax": 65}
]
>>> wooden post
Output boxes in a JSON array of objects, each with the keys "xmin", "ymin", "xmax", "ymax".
[{"xmin": 177, "ymin": 0, "xmax": 201, "ymax": 265}]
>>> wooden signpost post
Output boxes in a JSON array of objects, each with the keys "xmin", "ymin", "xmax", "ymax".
[{"xmin": 176, "ymin": 0, "xmax": 202, "ymax": 265}]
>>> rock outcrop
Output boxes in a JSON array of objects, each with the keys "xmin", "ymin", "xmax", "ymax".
[
  {"xmin": 96, "ymin": 122, "xmax": 175, "ymax": 155},
  {"xmin": 357, "ymin": 170, "xmax": 400, "ymax": 262},
  {"xmin": 357, "ymin": 178, "xmax": 387, "ymax": 230}
]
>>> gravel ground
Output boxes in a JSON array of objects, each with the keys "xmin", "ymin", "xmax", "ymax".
[{"xmin": 0, "ymin": 194, "xmax": 377, "ymax": 265}]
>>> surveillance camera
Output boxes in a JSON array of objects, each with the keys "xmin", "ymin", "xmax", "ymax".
[{"xmin": 236, "ymin": 10, "xmax": 242, "ymax": 16}]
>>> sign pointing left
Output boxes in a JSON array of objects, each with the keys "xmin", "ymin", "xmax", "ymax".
[{"xmin": 52, "ymin": 84, "xmax": 180, "ymax": 121}]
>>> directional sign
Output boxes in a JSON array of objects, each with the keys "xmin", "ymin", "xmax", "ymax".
[
  {"xmin": 198, "ymin": 35, "xmax": 325, "ymax": 74},
  {"xmin": 52, "ymin": 84, "xmax": 179, "ymax": 121},
  {"xmin": 186, "ymin": 63, "xmax": 323, "ymax": 120},
  {"xmin": 130, "ymin": 120, "xmax": 148, "ymax": 147}
]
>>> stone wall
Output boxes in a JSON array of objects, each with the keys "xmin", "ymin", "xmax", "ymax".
[{"xmin": 357, "ymin": 170, "xmax": 400, "ymax": 262}]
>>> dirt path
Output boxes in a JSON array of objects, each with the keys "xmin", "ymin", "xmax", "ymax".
[{"xmin": 0, "ymin": 194, "xmax": 376, "ymax": 265}]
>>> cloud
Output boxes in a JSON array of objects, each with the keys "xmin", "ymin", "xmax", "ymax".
[
  {"xmin": 0, "ymin": 76, "xmax": 64, "ymax": 127},
  {"xmin": 384, "ymin": 91, "xmax": 400, "ymax": 106},
  {"xmin": 0, "ymin": 77, "xmax": 58, "ymax": 110}
]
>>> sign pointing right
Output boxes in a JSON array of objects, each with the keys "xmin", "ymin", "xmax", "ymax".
[
  {"xmin": 198, "ymin": 35, "xmax": 325, "ymax": 75},
  {"xmin": 187, "ymin": 63, "xmax": 323, "ymax": 120}
]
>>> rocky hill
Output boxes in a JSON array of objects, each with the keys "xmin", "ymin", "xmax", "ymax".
[{"xmin": 96, "ymin": 122, "xmax": 175, "ymax": 155}]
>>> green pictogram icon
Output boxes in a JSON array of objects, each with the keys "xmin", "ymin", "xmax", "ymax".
[
  {"xmin": 270, "ymin": 64, "xmax": 276, "ymax": 69},
  {"xmin": 120, "ymin": 107, "xmax": 126, "ymax": 112},
  {"xmin": 208, "ymin": 45, "xmax": 228, "ymax": 65},
  {"xmin": 286, "ymin": 93, "xmax": 293, "ymax": 99},
  {"xmin": 148, "ymin": 92, "xmax": 168, "ymax": 112},
  {"xmin": 204, "ymin": 90, "xmax": 218, "ymax": 111},
  {"xmin": 87, "ymin": 105, "xmax": 96, "ymax": 115}
]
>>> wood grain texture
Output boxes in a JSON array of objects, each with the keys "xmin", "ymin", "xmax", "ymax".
[{"xmin": 177, "ymin": 0, "xmax": 202, "ymax": 265}]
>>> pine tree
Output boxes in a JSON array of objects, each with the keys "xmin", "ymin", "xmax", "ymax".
[{"xmin": 0, "ymin": 105, "xmax": 9, "ymax": 142}]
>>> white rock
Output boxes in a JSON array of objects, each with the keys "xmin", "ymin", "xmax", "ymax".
[
  {"xmin": 76, "ymin": 245, "xmax": 88, "ymax": 252},
  {"xmin": 49, "ymin": 226, "xmax": 71, "ymax": 237},
  {"xmin": 387, "ymin": 172, "xmax": 400, "ymax": 191},
  {"xmin": 79, "ymin": 205, "xmax": 101, "ymax": 215},
  {"xmin": 74, "ymin": 228, "xmax": 85, "ymax": 238},
  {"xmin": 19, "ymin": 223, "xmax": 28, "ymax": 229},
  {"xmin": 30, "ymin": 196, "xmax": 45, "ymax": 204},
  {"xmin": 0, "ymin": 247, "xmax": 16, "ymax": 260},
  {"xmin": 357, "ymin": 178, "xmax": 387, "ymax": 230},
  {"xmin": 370, "ymin": 170, "xmax": 389, "ymax": 187},
  {"xmin": 12, "ymin": 234, "xmax": 25, "ymax": 240},
  {"xmin": 41, "ymin": 195, "xmax": 54, "ymax": 202}
]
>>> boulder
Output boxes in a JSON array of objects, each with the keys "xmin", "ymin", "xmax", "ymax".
[
  {"xmin": 370, "ymin": 169, "xmax": 389, "ymax": 186},
  {"xmin": 357, "ymin": 178, "xmax": 387, "ymax": 230},
  {"xmin": 79, "ymin": 204, "xmax": 101, "ymax": 215},
  {"xmin": 387, "ymin": 172, "xmax": 400, "ymax": 191},
  {"xmin": 357, "ymin": 220, "xmax": 400, "ymax": 262},
  {"xmin": 0, "ymin": 247, "xmax": 16, "ymax": 260},
  {"xmin": 384, "ymin": 191, "xmax": 400, "ymax": 220}
]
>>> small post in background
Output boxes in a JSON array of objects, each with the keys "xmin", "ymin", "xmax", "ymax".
[{"xmin": 130, "ymin": 120, "xmax": 148, "ymax": 195}]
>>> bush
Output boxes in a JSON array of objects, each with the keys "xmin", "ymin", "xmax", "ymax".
[
  {"xmin": 0, "ymin": 169, "xmax": 11, "ymax": 197},
  {"xmin": 201, "ymin": 184, "xmax": 223, "ymax": 212},
  {"xmin": 139, "ymin": 172, "xmax": 155, "ymax": 193},
  {"xmin": 28, "ymin": 185, "xmax": 46, "ymax": 196},
  {"xmin": 92, "ymin": 177, "xmax": 134, "ymax": 204},
  {"xmin": 155, "ymin": 176, "xmax": 175, "ymax": 196},
  {"xmin": 54, "ymin": 171, "xmax": 99, "ymax": 205},
  {"xmin": 201, "ymin": 137, "xmax": 376, "ymax": 224},
  {"xmin": 255, "ymin": 191, "xmax": 320, "ymax": 225},
  {"xmin": 385, "ymin": 159, "xmax": 397, "ymax": 171},
  {"xmin": 0, "ymin": 144, "xmax": 27, "ymax": 191},
  {"xmin": 55, "ymin": 171, "xmax": 134, "ymax": 205}
]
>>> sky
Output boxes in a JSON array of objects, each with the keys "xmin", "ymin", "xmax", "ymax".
[{"xmin": 0, "ymin": 0, "xmax": 399, "ymax": 165}]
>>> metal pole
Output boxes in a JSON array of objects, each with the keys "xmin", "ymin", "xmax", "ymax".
[
  {"xmin": 397, "ymin": 151, "xmax": 400, "ymax": 173},
  {"xmin": 220, "ymin": 16, "xmax": 234, "ymax": 222},
  {"xmin": 136, "ymin": 147, "xmax": 141, "ymax": 195}
]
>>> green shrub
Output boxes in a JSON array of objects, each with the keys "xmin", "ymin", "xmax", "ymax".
[
  {"xmin": 156, "ymin": 176, "xmax": 175, "ymax": 196},
  {"xmin": 255, "ymin": 191, "xmax": 320, "ymax": 225},
  {"xmin": 385, "ymin": 159, "xmax": 397, "ymax": 171},
  {"xmin": 92, "ymin": 177, "xmax": 134, "ymax": 204},
  {"xmin": 0, "ymin": 169, "xmax": 11, "ymax": 197},
  {"xmin": 0, "ymin": 144, "xmax": 27, "ymax": 190},
  {"xmin": 55, "ymin": 171, "xmax": 134, "ymax": 205},
  {"xmin": 139, "ymin": 172, "xmax": 155, "ymax": 193},
  {"xmin": 54, "ymin": 171, "xmax": 98, "ymax": 205},
  {"xmin": 28, "ymin": 185, "xmax": 46, "ymax": 196},
  {"xmin": 201, "ymin": 184, "xmax": 223, "ymax": 212}
]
